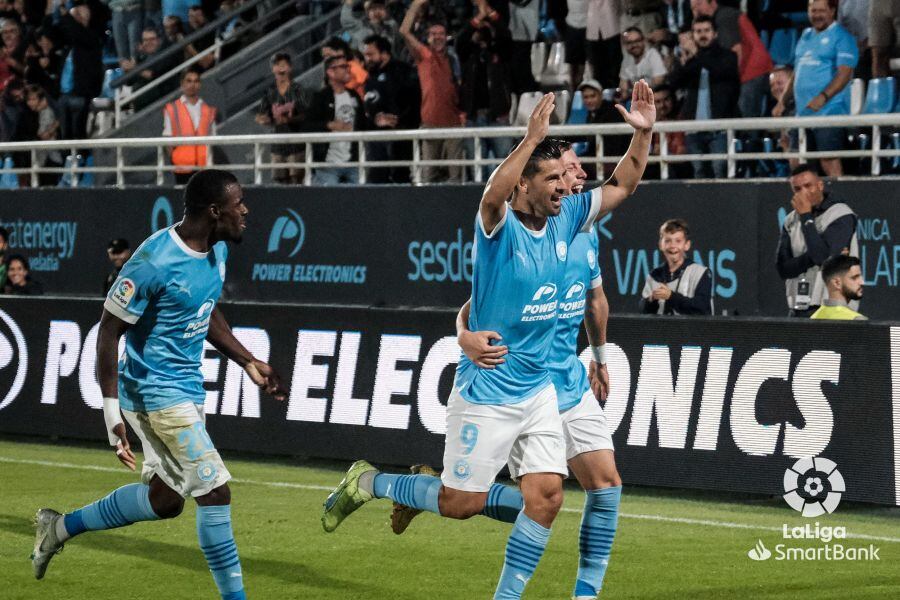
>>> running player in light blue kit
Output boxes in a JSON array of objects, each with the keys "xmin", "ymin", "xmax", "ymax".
[
  {"xmin": 31, "ymin": 170, "xmax": 287, "ymax": 600},
  {"xmin": 321, "ymin": 82, "xmax": 654, "ymax": 598}
]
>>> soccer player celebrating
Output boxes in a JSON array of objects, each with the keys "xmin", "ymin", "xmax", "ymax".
[
  {"xmin": 322, "ymin": 82, "xmax": 654, "ymax": 599},
  {"xmin": 31, "ymin": 170, "xmax": 287, "ymax": 600}
]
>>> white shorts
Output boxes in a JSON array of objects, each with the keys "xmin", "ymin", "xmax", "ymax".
[
  {"xmin": 560, "ymin": 390, "xmax": 615, "ymax": 461},
  {"xmin": 123, "ymin": 401, "xmax": 231, "ymax": 498},
  {"xmin": 442, "ymin": 384, "xmax": 567, "ymax": 492}
]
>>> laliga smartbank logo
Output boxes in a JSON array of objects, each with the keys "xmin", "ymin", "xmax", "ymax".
[{"xmin": 746, "ymin": 457, "xmax": 880, "ymax": 562}]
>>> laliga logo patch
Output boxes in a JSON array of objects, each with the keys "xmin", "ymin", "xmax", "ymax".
[
  {"xmin": 556, "ymin": 241, "xmax": 567, "ymax": 261},
  {"xmin": 111, "ymin": 278, "xmax": 136, "ymax": 309},
  {"xmin": 0, "ymin": 309, "xmax": 27, "ymax": 411},
  {"xmin": 783, "ymin": 457, "xmax": 845, "ymax": 517}
]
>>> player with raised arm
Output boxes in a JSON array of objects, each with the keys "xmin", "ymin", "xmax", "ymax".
[
  {"xmin": 321, "ymin": 82, "xmax": 654, "ymax": 598},
  {"xmin": 31, "ymin": 170, "xmax": 287, "ymax": 600}
]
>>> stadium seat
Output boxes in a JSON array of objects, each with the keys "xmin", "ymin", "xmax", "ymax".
[
  {"xmin": 850, "ymin": 78, "xmax": 866, "ymax": 115},
  {"xmin": 541, "ymin": 42, "xmax": 569, "ymax": 87},
  {"xmin": 554, "ymin": 89, "xmax": 570, "ymax": 123},
  {"xmin": 513, "ymin": 91, "xmax": 543, "ymax": 126},
  {"xmin": 0, "ymin": 156, "xmax": 16, "ymax": 189},
  {"xmin": 568, "ymin": 90, "xmax": 587, "ymax": 124},
  {"xmin": 530, "ymin": 42, "xmax": 546, "ymax": 84},
  {"xmin": 768, "ymin": 29, "xmax": 798, "ymax": 66},
  {"xmin": 862, "ymin": 77, "xmax": 896, "ymax": 114}
]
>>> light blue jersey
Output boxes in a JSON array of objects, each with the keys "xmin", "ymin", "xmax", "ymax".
[
  {"xmin": 548, "ymin": 230, "xmax": 603, "ymax": 412},
  {"xmin": 456, "ymin": 190, "xmax": 602, "ymax": 405},
  {"xmin": 103, "ymin": 225, "xmax": 228, "ymax": 412},
  {"xmin": 794, "ymin": 22, "xmax": 858, "ymax": 117}
]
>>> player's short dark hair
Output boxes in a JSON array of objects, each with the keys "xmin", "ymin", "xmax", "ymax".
[
  {"xmin": 0, "ymin": 226, "xmax": 8, "ymax": 243},
  {"xmin": 184, "ymin": 170, "xmax": 239, "ymax": 216},
  {"xmin": 270, "ymin": 51, "xmax": 292, "ymax": 66},
  {"xmin": 790, "ymin": 163, "xmax": 820, "ymax": 178},
  {"xmin": 181, "ymin": 64, "xmax": 202, "ymax": 81},
  {"xmin": 548, "ymin": 138, "xmax": 572, "ymax": 153},
  {"xmin": 7, "ymin": 253, "xmax": 29, "ymax": 271},
  {"xmin": 659, "ymin": 218, "xmax": 690, "ymax": 239},
  {"xmin": 821, "ymin": 254, "xmax": 860, "ymax": 281},
  {"xmin": 522, "ymin": 139, "xmax": 563, "ymax": 178},
  {"xmin": 653, "ymin": 83, "xmax": 674, "ymax": 96},
  {"xmin": 363, "ymin": 34, "xmax": 391, "ymax": 55},
  {"xmin": 693, "ymin": 15, "xmax": 716, "ymax": 30}
]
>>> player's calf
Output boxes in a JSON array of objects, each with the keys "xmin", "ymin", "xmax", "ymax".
[{"xmin": 436, "ymin": 486, "xmax": 488, "ymax": 520}]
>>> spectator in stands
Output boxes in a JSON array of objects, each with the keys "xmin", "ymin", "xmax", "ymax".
[
  {"xmin": 658, "ymin": 0, "xmax": 692, "ymax": 50},
  {"xmin": 0, "ymin": 226, "xmax": 8, "ymax": 289},
  {"xmin": 648, "ymin": 83, "xmax": 688, "ymax": 177},
  {"xmin": 578, "ymin": 78, "xmax": 629, "ymax": 179},
  {"xmin": 565, "ymin": 0, "xmax": 589, "ymax": 90},
  {"xmin": 667, "ymin": 15, "xmax": 739, "ymax": 178},
  {"xmin": 362, "ymin": 34, "xmax": 419, "ymax": 183},
  {"xmin": 104, "ymin": 238, "xmax": 131, "ymax": 295},
  {"xmin": 305, "ymin": 54, "xmax": 366, "ymax": 185},
  {"xmin": 776, "ymin": 164, "xmax": 858, "ymax": 317},
  {"xmin": 0, "ymin": 19, "xmax": 25, "ymax": 82},
  {"xmin": 838, "ymin": 0, "xmax": 869, "ymax": 78},
  {"xmin": 587, "ymin": 0, "xmax": 623, "ymax": 89},
  {"xmin": 622, "ymin": 0, "xmax": 666, "ymax": 42},
  {"xmin": 400, "ymin": 0, "xmax": 463, "ymax": 183},
  {"xmin": 185, "ymin": 4, "xmax": 215, "ymax": 71},
  {"xmin": 2, "ymin": 254, "xmax": 43, "ymax": 295},
  {"xmin": 758, "ymin": 65, "xmax": 793, "ymax": 178},
  {"xmin": 256, "ymin": 51, "xmax": 311, "ymax": 185},
  {"xmin": 321, "ymin": 37, "xmax": 367, "ymax": 99},
  {"xmin": 110, "ymin": 0, "xmax": 143, "ymax": 68},
  {"xmin": 145, "ymin": 0, "xmax": 163, "ymax": 31},
  {"xmin": 162, "ymin": 66, "xmax": 218, "ymax": 185},
  {"xmin": 164, "ymin": 0, "xmax": 191, "ymax": 22},
  {"xmin": 163, "ymin": 14, "xmax": 186, "ymax": 46},
  {"xmin": 809, "ymin": 254, "xmax": 866, "ymax": 319},
  {"xmin": 341, "ymin": 0, "xmax": 401, "ymax": 55},
  {"xmin": 767, "ymin": 65, "xmax": 794, "ymax": 117},
  {"xmin": 773, "ymin": 0, "xmax": 857, "ymax": 178},
  {"xmin": 25, "ymin": 84, "xmax": 62, "ymax": 186},
  {"xmin": 458, "ymin": 0, "xmax": 512, "ymax": 179},
  {"xmin": 132, "ymin": 26, "xmax": 181, "ymax": 109},
  {"xmin": 24, "ymin": 28, "xmax": 63, "ymax": 100},
  {"xmin": 58, "ymin": 0, "xmax": 105, "ymax": 141},
  {"xmin": 508, "ymin": 0, "xmax": 540, "ymax": 94},
  {"xmin": 640, "ymin": 218, "xmax": 712, "ymax": 315},
  {"xmin": 869, "ymin": 0, "xmax": 900, "ymax": 78},
  {"xmin": 618, "ymin": 27, "xmax": 667, "ymax": 100}
]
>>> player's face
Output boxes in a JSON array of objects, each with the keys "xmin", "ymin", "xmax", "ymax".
[
  {"xmin": 840, "ymin": 265, "xmax": 864, "ymax": 301},
  {"xmin": 560, "ymin": 149, "xmax": 586, "ymax": 194},
  {"xmin": 524, "ymin": 159, "xmax": 567, "ymax": 217},
  {"xmin": 659, "ymin": 230, "xmax": 691, "ymax": 267},
  {"xmin": 214, "ymin": 183, "xmax": 248, "ymax": 243}
]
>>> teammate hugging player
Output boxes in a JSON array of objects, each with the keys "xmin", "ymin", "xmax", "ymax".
[
  {"xmin": 321, "ymin": 83, "xmax": 654, "ymax": 599},
  {"xmin": 31, "ymin": 170, "xmax": 287, "ymax": 600}
]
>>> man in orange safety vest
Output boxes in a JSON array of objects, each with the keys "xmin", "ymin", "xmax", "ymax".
[{"xmin": 163, "ymin": 66, "xmax": 218, "ymax": 185}]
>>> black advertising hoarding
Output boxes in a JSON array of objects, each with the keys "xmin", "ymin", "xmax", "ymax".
[
  {"xmin": 0, "ymin": 181, "xmax": 897, "ymax": 317},
  {"xmin": 0, "ymin": 297, "xmax": 897, "ymax": 505}
]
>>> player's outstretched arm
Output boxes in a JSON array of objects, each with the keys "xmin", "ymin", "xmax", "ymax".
[
  {"xmin": 480, "ymin": 92, "xmax": 555, "ymax": 234},
  {"xmin": 456, "ymin": 299, "xmax": 508, "ymax": 369},
  {"xmin": 584, "ymin": 285, "xmax": 610, "ymax": 403},
  {"xmin": 97, "ymin": 309, "xmax": 137, "ymax": 471},
  {"xmin": 207, "ymin": 306, "xmax": 289, "ymax": 401},
  {"xmin": 597, "ymin": 79, "xmax": 655, "ymax": 217}
]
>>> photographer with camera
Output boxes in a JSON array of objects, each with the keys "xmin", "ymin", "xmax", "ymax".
[{"xmin": 776, "ymin": 165, "xmax": 858, "ymax": 317}]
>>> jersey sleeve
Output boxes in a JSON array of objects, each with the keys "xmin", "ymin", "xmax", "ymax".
[
  {"xmin": 475, "ymin": 203, "xmax": 509, "ymax": 242},
  {"xmin": 589, "ymin": 233, "xmax": 603, "ymax": 288},
  {"xmin": 835, "ymin": 28, "xmax": 858, "ymax": 69},
  {"xmin": 559, "ymin": 188, "xmax": 603, "ymax": 244},
  {"xmin": 103, "ymin": 255, "xmax": 164, "ymax": 324}
]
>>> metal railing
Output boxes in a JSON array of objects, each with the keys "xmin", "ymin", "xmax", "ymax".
[{"xmin": 1, "ymin": 114, "xmax": 900, "ymax": 187}]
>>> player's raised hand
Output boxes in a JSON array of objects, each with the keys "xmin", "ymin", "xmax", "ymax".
[
  {"xmin": 589, "ymin": 360, "xmax": 609, "ymax": 404},
  {"xmin": 245, "ymin": 359, "xmax": 289, "ymax": 401},
  {"xmin": 111, "ymin": 423, "xmax": 136, "ymax": 471},
  {"xmin": 526, "ymin": 92, "xmax": 555, "ymax": 145},
  {"xmin": 616, "ymin": 79, "xmax": 656, "ymax": 131},
  {"xmin": 458, "ymin": 330, "xmax": 508, "ymax": 369}
]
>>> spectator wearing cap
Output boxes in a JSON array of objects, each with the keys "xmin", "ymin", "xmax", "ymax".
[
  {"xmin": 2, "ymin": 254, "xmax": 43, "ymax": 295},
  {"xmin": 341, "ymin": 0, "xmax": 402, "ymax": 56},
  {"xmin": 401, "ymin": 0, "xmax": 464, "ymax": 183},
  {"xmin": 104, "ymin": 239, "xmax": 131, "ymax": 295},
  {"xmin": 587, "ymin": 0, "xmax": 624, "ymax": 89},
  {"xmin": 773, "ymin": 0, "xmax": 857, "ymax": 178},
  {"xmin": 870, "ymin": 0, "xmax": 900, "ymax": 78},
  {"xmin": 256, "ymin": 52, "xmax": 312, "ymax": 185},
  {"xmin": 618, "ymin": 27, "xmax": 667, "ymax": 101}
]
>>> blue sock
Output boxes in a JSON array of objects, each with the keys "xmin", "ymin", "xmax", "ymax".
[
  {"xmin": 573, "ymin": 486, "xmax": 621, "ymax": 598},
  {"xmin": 372, "ymin": 473, "xmax": 441, "ymax": 515},
  {"xmin": 494, "ymin": 511, "xmax": 551, "ymax": 599},
  {"xmin": 481, "ymin": 483, "xmax": 524, "ymax": 524},
  {"xmin": 62, "ymin": 483, "xmax": 158, "ymax": 537},
  {"xmin": 197, "ymin": 505, "xmax": 246, "ymax": 600}
]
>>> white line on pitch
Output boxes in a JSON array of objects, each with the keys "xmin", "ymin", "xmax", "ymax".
[{"xmin": 3, "ymin": 456, "xmax": 899, "ymax": 544}]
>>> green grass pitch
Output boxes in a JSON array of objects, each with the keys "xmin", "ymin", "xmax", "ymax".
[{"xmin": 1, "ymin": 438, "xmax": 898, "ymax": 599}]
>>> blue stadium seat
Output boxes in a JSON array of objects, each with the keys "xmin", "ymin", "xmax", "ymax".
[
  {"xmin": 862, "ymin": 77, "xmax": 896, "ymax": 114},
  {"xmin": 0, "ymin": 156, "xmax": 16, "ymax": 189},
  {"xmin": 568, "ymin": 90, "xmax": 587, "ymax": 124},
  {"xmin": 768, "ymin": 29, "xmax": 798, "ymax": 66}
]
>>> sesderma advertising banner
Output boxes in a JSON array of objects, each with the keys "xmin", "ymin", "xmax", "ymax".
[{"xmin": 0, "ymin": 297, "xmax": 897, "ymax": 505}]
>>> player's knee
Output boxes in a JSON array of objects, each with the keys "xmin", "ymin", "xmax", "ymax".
[
  {"xmin": 529, "ymin": 487, "xmax": 563, "ymax": 522},
  {"xmin": 438, "ymin": 488, "xmax": 485, "ymax": 520},
  {"xmin": 196, "ymin": 483, "xmax": 231, "ymax": 507},
  {"xmin": 153, "ymin": 495, "xmax": 185, "ymax": 519}
]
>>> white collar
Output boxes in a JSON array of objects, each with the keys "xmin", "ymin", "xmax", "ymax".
[{"xmin": 168, "ymin": 222, "xmax": 209, "ymax": 258}]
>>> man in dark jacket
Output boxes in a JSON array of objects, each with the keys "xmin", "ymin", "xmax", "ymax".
[
  {"xmin": 304, "ymin": 55, "xmax": 367, "ymax": 185},
  {"xmin": 58, "ymin": 1, "xmax": 105, "ymax": 140},
  {"xmin": 362, "ymin": 34, "xmax": 419, "ymax": 183},
  {"xmin": 667, "ymin": 15, "xmax": 739, "ymax": 179}
]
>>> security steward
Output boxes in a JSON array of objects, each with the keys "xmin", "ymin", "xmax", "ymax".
[{"xmin": 163, "ymin": 66, "xmax": 217, "ymax": 185}]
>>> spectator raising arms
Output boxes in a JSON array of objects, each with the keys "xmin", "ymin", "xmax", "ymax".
[{"xmin": 341, "ymin": 0, "xmax": 402, "ymax": 56}]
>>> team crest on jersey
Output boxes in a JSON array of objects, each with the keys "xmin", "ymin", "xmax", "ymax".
[
  {"xmin": 587, "ymin": 249, "xmax": 596, "ymax": 269},
  {"xmin": 197, "ymin": 461, "xmax": 217, "ymax": 482},
  {"xmin": 110, "ymin": 278, "xmax": 136, "ymax": 308},
  {"xmin": 452, "ymin": 460, "xmax": 471, "ymax": 481},
  {"xmin": 556, "ymin": 241, "xmax": 568, "ymax": 261}
]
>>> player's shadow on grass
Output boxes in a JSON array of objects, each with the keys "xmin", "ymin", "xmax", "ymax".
[{"xmin": 0, "ymin": 513, "xmax": 378, "ymax": 595}]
